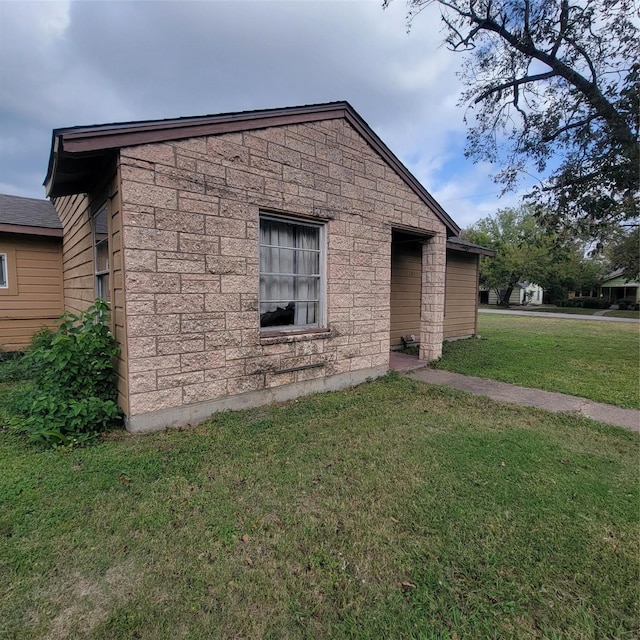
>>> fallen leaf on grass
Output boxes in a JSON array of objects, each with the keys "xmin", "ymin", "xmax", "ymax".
[
  {"xmin": 241, "ymin": 534, "xmax": 249, "ymax": 543},
  {"xmin": 117, "ymin": 474, "xmax": 131, "ymax": 485},
  {"xmin": 399, "ymin": 581, "xmax": 416, "ymax": 590},
  {"xmin": 244, "ymin": 556, "xmax": 253, "ymax": 567}
]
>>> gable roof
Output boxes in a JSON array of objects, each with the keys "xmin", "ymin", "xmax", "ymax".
[
  {"xmin": 600, "ymin": 268, "xmax": 639, "ymax": 285},
  {"xmin": 45, "ymin": 101, "xmax": 460, "ymax": 235},
  {"xmin": 0, "ymin": 193, "xmax": 62, "ymax": 237}
]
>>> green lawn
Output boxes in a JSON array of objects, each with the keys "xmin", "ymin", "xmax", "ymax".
[
  {"xmin": 1, "ymin": 375, "xmax": 639, "ymax": 639},
  {"xmin": 480, "ymin": 306, "xmax": 640, "ymax": 319},
  {"xmin": 436, "ymin": 314, "xmax": 640, "ymax": 408}
]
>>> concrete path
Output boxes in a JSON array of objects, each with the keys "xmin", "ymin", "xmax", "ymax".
[
  {"xmin": 479, "ymin": 308, "xmax": 639, "ymax": 323},
  {"xmin": 405, "ymin": 367, "xmax": 639, "ymax": 432}
]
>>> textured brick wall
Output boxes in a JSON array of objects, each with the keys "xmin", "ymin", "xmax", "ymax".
[{"xmin": 119, "ymin": 119, "xmax": 446, "ymax": 418}]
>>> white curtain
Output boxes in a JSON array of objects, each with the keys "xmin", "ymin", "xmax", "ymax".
[{"xmin": 260, "ymin": 219, "xmax": 319, "ymax": 328}]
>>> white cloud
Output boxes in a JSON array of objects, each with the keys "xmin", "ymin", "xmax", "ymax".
[{"xmin": 0, "ymin": 0, "xmax": 524, "ymax": 223}]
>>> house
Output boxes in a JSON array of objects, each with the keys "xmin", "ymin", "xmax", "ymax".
[
  {"xmin": 480, "ymin": 282, "xmax": 543, "ymax": 306},
  {"xmin": 598, "ymin": 269, "xmax": 639, "ymax": 304},
  {"xmin": 0, "ymin": 194, "xmax": 63, "ymax": 351},
  {"xmin": 43, "ymin": 101, "xmax": 490, "ymax": 433}
]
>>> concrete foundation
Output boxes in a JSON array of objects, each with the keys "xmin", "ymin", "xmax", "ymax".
[{"xmin": 126, "ymin": 364, "xmax": 388, "ymax": 433}]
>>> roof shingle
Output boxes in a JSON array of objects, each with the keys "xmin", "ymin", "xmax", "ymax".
[{"xmin": 0, "ymin": 193, "xmax": 61, "ymax": 230}]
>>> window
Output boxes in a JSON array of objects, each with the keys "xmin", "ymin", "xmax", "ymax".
[
  {"xmin": 0, "ymin": 253, "xmax": 7, "ymax": 289},
  {"xmin": 93, "ymin": 204, "xmax": 110, "ymax": 302},
  {"xmin": 259, "ymin": 214, "xmax": 324, "ymax": 331}
]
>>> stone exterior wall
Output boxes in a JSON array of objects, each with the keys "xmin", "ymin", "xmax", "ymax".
[{"xmin": 119, "ymin": 118, "xmax": 446, "ymax": 429}]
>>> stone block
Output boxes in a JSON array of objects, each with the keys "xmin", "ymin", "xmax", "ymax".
[
  {"xmin": 184, "ymin": 379, "xmax": 229, "ymax": 405},
  {"xmin": 129, "ymin": 370, "xmax": 158, "ymax": 394},
  {"xmin": 156, "ymin": 209, "xmax": 205, "ymax": 234},
  {"xmin": 129, "ymin": 353, "xmax": 181, "ymax": 373},
  {"xmin": 156, "ymin": 252, "xmax": 206, "ymax": 274},
  {"xmin": 180, "ymin": 350, "xmax": 225, "ymax": 372},
  {"xmin": 155, "ymin": 293, "xmax": 205, "ymax": 314},
  {"xmin": 129, "ymin": 387, "xmax": 182, "ymax": 415},
  {"xmin": 127, "ymin": 336, "xmax": 157, "ymax": 358},
  {"xmin": 127, "ymin": 314, "xmax": 181, "ymax": 338},
  {"xmin": 180, "ymin": 312, "xmax": 225, "ymax": 333},
  {"xmin": 122, "ymin": 181, "xmax": 177, "ymax": 209},
  {"xmin": 125, "ymin": 272, "xmax": 180, "ymax": 294},
  {"xmin": 123, "ymin": 144, "xmax": 176, "ymax": 166},
  {"xmin": 124, "ymin": 249, "xmax": 157, "ymax": 272},
  {"xmin": 125, "ymin": 227, "xmax": 178, "ymax": 252},
  {"xmin": 157, "ymin": 335, "xmax": 205, "ymax": 355},
  {"xmin": 157, "ymin": 370, "xmax": 205, "ymax": 390},
  {"xmin": 180, "ymin": 274, "xmax": 221, "ymax": 294}
]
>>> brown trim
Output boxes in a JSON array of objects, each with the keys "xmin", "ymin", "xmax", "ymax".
[
  {"xmin": 59, "ymin": 106, "xmax": 349, "ymax": 153},
  {"xmin": 45, "ymin": 101, "xmax": 461, "ymax": 234},
  {"xmin": 0, "ymin": 223, "xmax": 62, "ymax": 237},
  {"xmin": 446, "ymin": 240, "xmax": 495, "ymax": 257}
]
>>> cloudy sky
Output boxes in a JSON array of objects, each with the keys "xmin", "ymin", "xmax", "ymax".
[{"xmin": 0, "ymin": 0, "xmax": 529, "ymax": 229}]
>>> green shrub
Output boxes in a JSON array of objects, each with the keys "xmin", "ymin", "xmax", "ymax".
[
  {"xmin": 14, "ymin": 299, "xmax": 122, "ymax": 446},
  {"xmin": 0, "ymin": 350, "xmax": 29, "ymax": 383},
  {"xmin": 616, "ymin": 298, "xmax": 638, "ymax": 310}
]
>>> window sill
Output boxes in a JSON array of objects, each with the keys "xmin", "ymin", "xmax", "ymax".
[{"xmin": 259, "ymin": 327, "xmax": 331, "ymax": 345}]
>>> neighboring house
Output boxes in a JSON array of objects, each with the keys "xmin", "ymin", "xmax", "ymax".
[
  {"xmin": 44, "ymin": 101, "xmax": 490, "ymax": 433},
  {"xmin": 480, "ymin": 282, "xmax": 543, "ymax": 306},
  {"xmin": 0, "ymin": 194, "xmax": 63, "ymax": 351},
  {"xmin": 598, "ymin": 269, "xmax": 640, "ymax": 303}
]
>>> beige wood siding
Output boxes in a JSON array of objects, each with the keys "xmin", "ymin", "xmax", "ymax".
[
  {"xmin": 53, "ymin": 160, "xmax": 129, "ymax": 415},
  {"xmin": 110, "ymin": 164, "xmax": 129, "ymax": 416},
  {"xmin": 0, "ymin": 234, "xmax": 63, "ymax": 350},
  {"xmin": 390, "ymin": 242, "xmax": 422, "ymax": 347},
  {"xmin": 444, "ymin": 251, "xmax": 478, "ymax": 339},
  {"xmin": 54, "ymin": 192, "xmax": 94, "ymax": 315}
]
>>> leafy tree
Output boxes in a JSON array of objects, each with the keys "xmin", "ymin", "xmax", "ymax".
[
  {"xmin": 387, "ymin": 0, "xmax": 639, "ymax": 239},
  {"xmin": 605, "ymin": 226, "xmax": 640, "ymax": 280},
  {"xmin": 464, "ymin": 206, "xmax": 553, "ymax": 304},
  {"xmin": 464, "ymin": 205, "xmax": 603, "ymax": 304}
]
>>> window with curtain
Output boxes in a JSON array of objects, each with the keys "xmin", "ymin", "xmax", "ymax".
[
  {"xmin": 259, "ymin": 215, "xmax": 323, "ymax": 330},
  {"xmin": 0, "ymin": 254, "xmax": 7, "ymax": 288},
  {"xmin": 93, "ymin": 204, "xmax": 110, "ymax": 302}
]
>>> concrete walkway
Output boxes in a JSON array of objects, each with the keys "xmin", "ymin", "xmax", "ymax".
[
  {"xmin": 479, "ymin": 308, "xmax": 639, "ymax": 323},
  {"xmin": 389, "ymin": 352, "xmax": 639, "ymax": 432}
]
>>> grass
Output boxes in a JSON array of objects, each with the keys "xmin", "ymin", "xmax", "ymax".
[
  {"xmin": 1, "ymin": 373, "xmax": 639, "ymax": 639},
  {"xmin": 436, "ymin": 314, "xmax": 640, "ymax": 409},
  {"xmin": 481, "ymin": 305, "xmax": 640, "ymax": 319}
]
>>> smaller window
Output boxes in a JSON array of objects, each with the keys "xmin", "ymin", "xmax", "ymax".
[
  {"xmin": 93, "ymin": 204, "xmax": 110, "ymax": 302},
  {"xmin": 0, "ymin": 253, "xmax": 7, "ymax": 288}
]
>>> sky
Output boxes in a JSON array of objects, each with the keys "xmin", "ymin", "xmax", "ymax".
[{"xmin": 0, "ymin": 0, "xmax": 531, "ymax": 230}]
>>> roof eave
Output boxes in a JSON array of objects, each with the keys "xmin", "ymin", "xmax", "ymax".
[
  {"xmin": 45, "ymin": 101, "xmax": 460, "ymax": 234},
  {"xmin": 0, "ymin": 222, "xmax": 62, "ymax": 237}
]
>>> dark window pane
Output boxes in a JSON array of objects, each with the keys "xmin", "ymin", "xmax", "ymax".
[{"xmin": 0, "ymin": 255, "xmax": 6, "ymax": 287}]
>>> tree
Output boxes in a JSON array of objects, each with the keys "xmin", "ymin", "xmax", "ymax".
[
  {"xmin": 387, "ymin": 0, "xmax": 639, "ymax": 239},
  {"xmin": 605, "ymin": 227, "xmax": 640, "ymax": 281},
  {"xmin": 464, "ymin": 205, "xmax": 604, "ymax": 304},
  {"xmin": 464, "ymin": 205, "xmax": 554, "ymax": 304}
]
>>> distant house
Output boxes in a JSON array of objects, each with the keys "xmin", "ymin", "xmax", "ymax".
[
  {"xmin": 44, "ymin": 101, "xmax": 491, "ymax": 432},
  {"xmin": 598, "ymin": 269, "xmax": 639, "ymax": 304},
  {"xmin": 480, "ymin": 282, "xmax": 543, "ymax": 306},
  {"xmin": 0, "ymin": 194, "xmax": 64, "ymax": 351}
]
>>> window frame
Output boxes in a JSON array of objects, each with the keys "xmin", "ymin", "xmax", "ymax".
[
  {"xmin": 92, "ymin": 203, "xmax": 110, "ymax": 302},
  {"xmin": 258, "ymin": 212, "xmax": 327, "ymax": 335},
  {"xmin": 0, "ymin": 253, "xmax": 7, "ymax": 289},
  {"xmin": 0, "ymin": 247, "xmax": 18, "ymax": 296}
]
